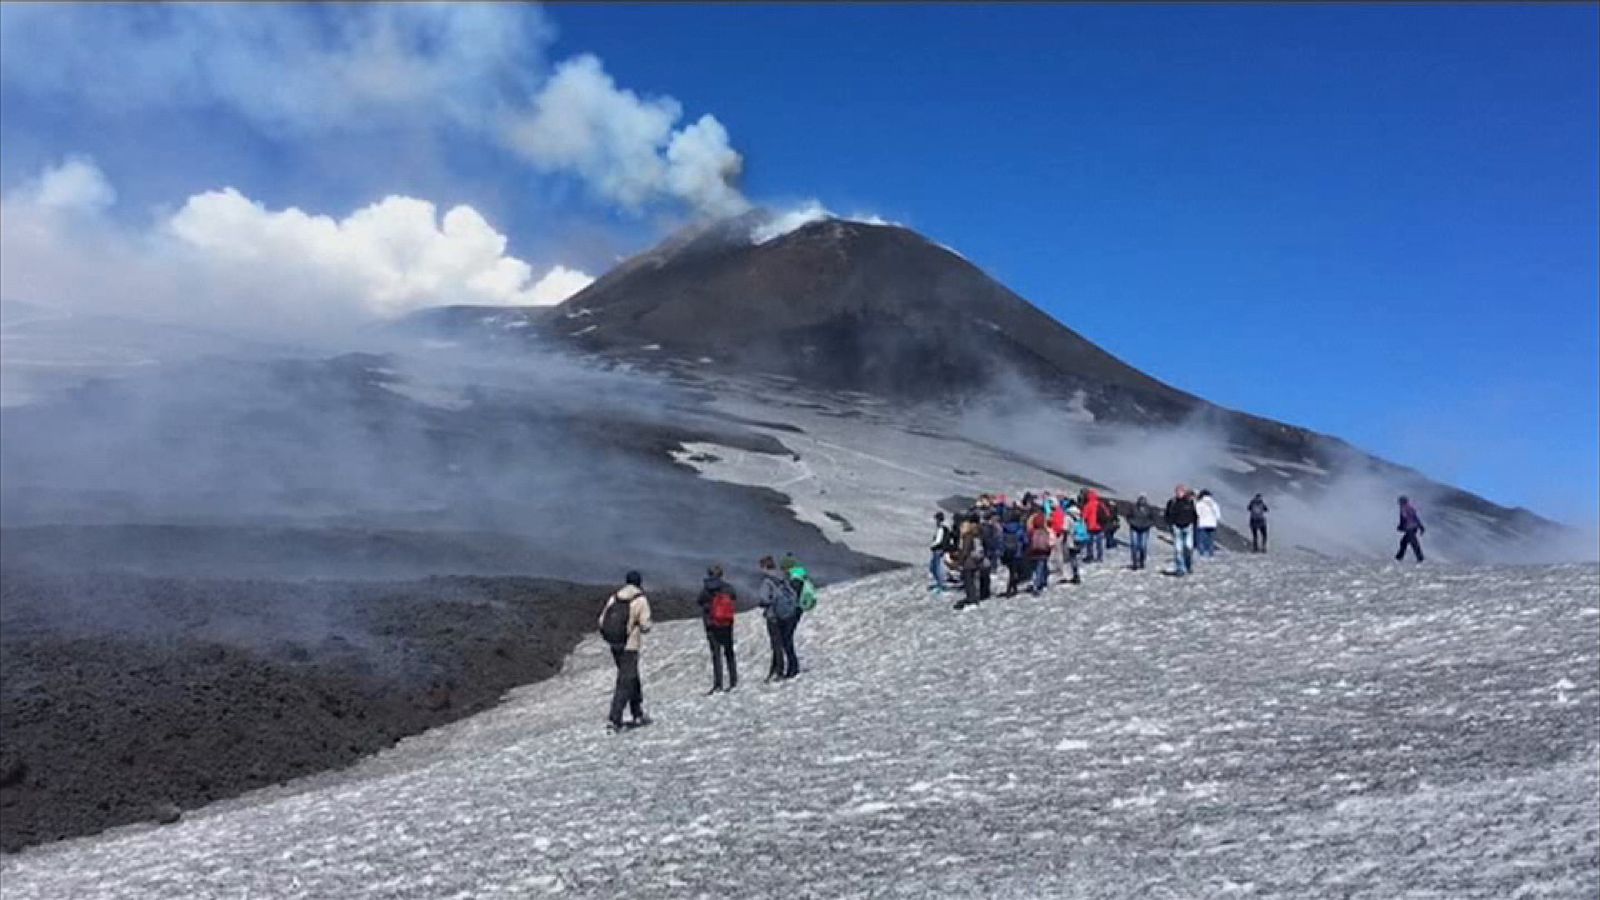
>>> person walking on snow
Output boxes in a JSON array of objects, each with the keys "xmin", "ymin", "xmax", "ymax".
[
  {"xmin": 697, "ymin": 565, "xmax": 739, "ymax": 694},
  {"xmin": 1165, "ymin": 486, "xmax": 1198, "ymax": 576},
  {"xmin": 1247, "ymin": 494, "xmax": 1270, "ymax": 552},
  {"xmin": 928, "ymin": 512, "xmax": 952, "ymax": 593},
  {"xmin": 1396, "ymin": 496, "xmax": 1426, "ymax": 562},
  {"xmin": 979, "ymin": 513, "xmax": 1002, "ymax": 601},
  {"xmin": 1083, "ymin": 490, "xmax": 1106, "ymax": 563},
  {"xmin": 1195, "ymin": 490, "xmax": 1222, "ymax": 557},
  {"xmin": 1103, "ymin": 499, "xmax": 1121, "ymax": 551},
  {"xmin": 1000, "ymin": 510, "xmax": 1028, "ymax": 596},
  {"xmin": 599, "ymin": 571, "xmax": 653, "ymax": 732},
  {"xmin": 759, "ymin": 556, "xmax": 802, "ymax": 679},
  {"xmin": 954, "ymin": 517, "xmax": 987, "ymax": 610},
  {"xmin": 1025, "ymin": 506, "xmax": 1054, "ymax": 595},
  {"xmin": 1125, "ymin": 495, "xmax": 1157, "ymax": 570}
]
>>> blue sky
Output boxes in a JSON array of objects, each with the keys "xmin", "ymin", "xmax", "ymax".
[{"xmin": 1, "ymin": 4, "xmax": 1596, "ymax": 524}]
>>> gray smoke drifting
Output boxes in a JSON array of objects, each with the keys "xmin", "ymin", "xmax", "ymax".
[{"xmin": 953, "ymin": 383, "xmax": 1590, "ymax": 564}]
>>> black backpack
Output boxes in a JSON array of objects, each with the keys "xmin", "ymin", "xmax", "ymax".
[{"xmin": 600, "ymin": 596, "xmax": 632, "ymax": 647}]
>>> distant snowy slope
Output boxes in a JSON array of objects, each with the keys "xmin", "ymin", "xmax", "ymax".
[{"xmin": 5, "ymin": 556, "xmax": 1595, "ymax": 898}]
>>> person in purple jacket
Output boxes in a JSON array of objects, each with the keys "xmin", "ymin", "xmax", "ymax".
[{"xmin": 1395, "ymin": 496, "xmax": 1426, "ymax": 562}]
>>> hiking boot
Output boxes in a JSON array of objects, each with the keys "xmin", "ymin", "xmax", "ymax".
[
  {"xmin": 606, "ymin": 720, "xmax": 623, "ymax": 735},
  {"xmin": 707, "ymin": 686, "xmax": 722, "ymax": 696},
  {"xmin": 631, "ymin": 714, "xmax": 652, "ymax": 728}
]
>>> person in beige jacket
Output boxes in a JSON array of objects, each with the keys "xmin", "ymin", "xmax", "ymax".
[{"xmin": 599, "ymin": 571, "xmax": 653, "ymax": 732}]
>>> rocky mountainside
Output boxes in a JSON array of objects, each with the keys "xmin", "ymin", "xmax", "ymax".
[{"xmin": 418, "ymin": 214, "xmax": 1563, "ymax": 548}]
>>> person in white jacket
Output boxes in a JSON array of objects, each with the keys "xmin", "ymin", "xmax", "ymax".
[{"xmin": 1195, "ymin": 490, "xmax": 1222, "ymax": 557}]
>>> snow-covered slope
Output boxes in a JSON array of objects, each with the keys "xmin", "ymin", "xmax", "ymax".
[{"xmin": 5, "ymin": 555, "xmax": 1595, "ymax": 898}]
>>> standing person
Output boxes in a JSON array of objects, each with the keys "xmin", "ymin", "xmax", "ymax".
[
  {"xmin": 1125, "ymin": 495, "xmax": 1157, "ymax": 570},
  {"xmin": 697, "ymin": 565, "xmax": 739, "ymax": 695},
  {"xmin": 1247, "ymin": 494, "xmax": 1270, "ymax": 552},
  {"xmin": 1165, "ymin": 486, "xmax": 1198, "ymax": 576},
  {"xmin": 979, "ymin": 513, "xmax": 1002, "ymax": 601},
  {"xmin": 759, "ymin": 556, "xmax": 801, "ymax": 679},
  {"xmin": 1082, "ymin": 490, "xmax": 1106, "ymax": 563},
  {"xmin": 1000, "ymin": 510, "xmax": 1027, "ymax": 596},
  {"xmin": 954, "ymin": 517, "xmax": 986, "ymax": 610},
  {"xmin": 598, "ymin": 571, "xmax": 653, "ymax": 732},
  {"xmin": 928, "ymin": 512, "xmax": 952, "ymax": 593},
  {"xmin": 1396, "ymin": 496, "xmax": 1426, "ymax": 562},
  {"xmin": 1025, "ymin": 505, "xmax": 1054, "ymax": 595},
  {"xmin": 1103, "ymin": 499, "xmax": 1121, "ymax": 551},
  {"xmin": 1059, "ymin": 501, "xmax": 1083, "ymax": 585},
  {"xmin": 1195, "ymin": 490, "xmax": 1222, "ymax": 557}
]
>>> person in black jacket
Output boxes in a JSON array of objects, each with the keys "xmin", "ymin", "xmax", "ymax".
[
  {"xmin": 1164, "ymin": 485, "xmax": 1198, "ymax": 576},
  {"xmin": 697, "ymin": 565, "xmax": 738, "ymax": 694},
  {"xmin": 1124, "ymin": 495, "xmax": 1157, "ymax": 570},
  {"xmin": 1247, "ymin": 494, "xmax": 1270, "ymax": 553}
]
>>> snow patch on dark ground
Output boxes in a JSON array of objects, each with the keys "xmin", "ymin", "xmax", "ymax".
[{"xmin": 4, "ymin": 554, "xmax": 1595, "ymax": 898}]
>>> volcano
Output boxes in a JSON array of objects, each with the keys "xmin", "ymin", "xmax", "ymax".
[{"xmin": 547, "ymin": 215, "xmax": 1198, "ymax": 419}]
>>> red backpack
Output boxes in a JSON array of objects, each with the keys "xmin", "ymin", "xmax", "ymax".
[{"xmin": 709, "ymin": 591, "xmax": 736, "ymax": 627}]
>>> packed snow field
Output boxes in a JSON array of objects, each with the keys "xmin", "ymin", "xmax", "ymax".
[{"xmin": 3, "ymin": 554, "xmax": 1596, "ymax": 898}]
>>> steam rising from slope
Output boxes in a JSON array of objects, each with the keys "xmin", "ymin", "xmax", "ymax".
[
  {"xmin": 0, "ymin": 4, "xmax": 747, "ymax": 217},
  {"xmin": 955, "ymin": 381, "xmax": 1591, "ymax": 564}
]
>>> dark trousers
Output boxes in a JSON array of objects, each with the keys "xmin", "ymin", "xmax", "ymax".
[
  {"xmin": 767, "ymin": 616, "xmax": 800, "ymax": 678},
  {"xmin": 978, "ymin": 564, "xmax": 993, "ymax": 600},
  {"xmin": 705, "ymin": 624, "xmax": 737, "ymax": 689},
  {"xmin": 959, "ymin": 566, "xmax": 982, "ymax": 607},
  {"xmin": 1396, "ymin": 530, "xmax": 1424, "ymax": 562},
  {"xmin": 1250, "ymin": 519, "xmax": 1268, "ymax": 552},
  {"xmin": 1004, "ymin": 557, "xmax": 1025, "ymax": 595},
  {"xmin": 608, "ymin": 647, "xmax": 644, "ymax": 726},
  {"xmin": 1105, "ymin": 526, "xmax": 1119, "ymax": 550},
  {"xmin": 765, "ymin": 618, "xmax": 785, "ymax": 679}
]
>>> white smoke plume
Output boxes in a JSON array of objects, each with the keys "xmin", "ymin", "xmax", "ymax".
[
  {"xmin": 1, "ymin": 158, "xmax": 591, "ymax": 337},
  {"xmin": 0, "ymin": 4, "xmax": 746, "ymax": 218},
  {"xmin": 505, "ymin": 55, "xmax": 748, "ymax": 217},
  {"xmin": 750, "ymin": 200, "xmax": 900, "ymax": 244}
]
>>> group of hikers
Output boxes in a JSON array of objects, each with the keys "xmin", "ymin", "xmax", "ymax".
[
  {"xmin": 927, "ymin": 487, "xmax": 1429, "ymax": 609},
  {"xmin": 925, "ymin": 484, "xmax": 1262, "ymax": 609},
  {"xmin": 597, "ymin": 491, "xmax": 1429, "ymax": 729},
  {"xmin": 595, "ymin": 554, "xmax": 818, "ymax": 733}
]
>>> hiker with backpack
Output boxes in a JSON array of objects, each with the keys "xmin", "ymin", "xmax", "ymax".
[
  {"xmin": 759, "ymin": 556, "xmax": 801, "ymax": 679},
  {"xmin": 1025, "ymin": 505, "xmax": 1054, "ymax": 595},
  {"xmin": 697, "ymin": 565, "xmax": 739, "ymax": 694},
  {"xmin": 1125, "ymin": 495, "xmax": 1157, "ymax": 570},
  {"xmin": 953, "ymin": 516, "xmax": 987, "ymax": 610},
  {"xmin": 999, "ymin": 509, "xmax": 1028, "ymax": 596},
  {"xmin": 1247, "ymin": 494, "xmax": 1269, "ymax": 552},
  {"xmin": 928, "ymin": 512, "xmax": 953, "ymax": 593},
  {"xmin": 785, "ymin": 558, "xmax": 819, "ymax": 667},
  {"xmin": 1082, "ymin": 490, "xmax": 1106, "ymax": 563},
  {"xmin": 1059, "ymin": 500, "xmax": 1083, "ymax": 585},
  {"xmin": 1395, "ymin": 496, "xmax": 1426, "ymax": 562},
  {"xmin": 599, "ymin": 571, "xmax": 653, "ymax": 733},
  {"xmin": 979, "ymin": 513, "xmax": 1002, "ymax": 601},
  {"xmin": 1165, "ymin": 485, "xmax": 1198, "ymax": 576}
]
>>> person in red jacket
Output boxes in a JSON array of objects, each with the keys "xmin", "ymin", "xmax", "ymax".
[{"xmin": 1082, "ymin": 489, "xmax": 1106, "ymax": 563}]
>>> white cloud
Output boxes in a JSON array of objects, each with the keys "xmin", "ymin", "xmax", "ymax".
[
  {"xmin": 505, "ymin": 54, "xmax": 748, "ymax": 217},
  {"xmin": 1, "ymin": 158, "xmax": 591, "ymax": 338},
  {"xmin": 0, "ymin": 5, "xmax": 748, "ymax": 218},
  {"xmin": 23, "ymin": 156, "xmax": 117, "ymax": 213}
]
